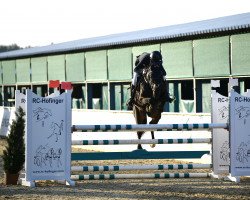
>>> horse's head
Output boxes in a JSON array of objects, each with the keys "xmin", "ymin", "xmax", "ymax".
[{"xmin": 144, "ymin": 65, "xmax": 166, "ymax": 100}]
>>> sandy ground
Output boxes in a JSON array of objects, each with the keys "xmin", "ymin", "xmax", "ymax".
[{"xmin": 0, "ymin": 139, "xmax": 250, "ymax": 200}]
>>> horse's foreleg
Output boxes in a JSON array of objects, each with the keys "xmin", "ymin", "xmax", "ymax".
[
  {"xmin": 137, "ymin": 131, "xmax": 144, "ymax": 150},
  {"xmin": 150, "ymin": 130, "xmax": 156, "ymax": 148},
  {"xmin": 149, "ymin": 116, "xmax": 161, "ymax": 148}
]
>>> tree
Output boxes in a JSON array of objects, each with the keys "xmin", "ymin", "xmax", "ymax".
[
  {"xmin": 0, "ymin": 44, "xmax": 22, "ymax": 53},
  {"xmin": 2, "ymin": 107, "xmax": 25, "ymax": 174}
]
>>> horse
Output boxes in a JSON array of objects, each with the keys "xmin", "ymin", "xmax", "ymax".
[{"xmin": 132, "ymin": 64, "xmax": 171, "ymax": 149}]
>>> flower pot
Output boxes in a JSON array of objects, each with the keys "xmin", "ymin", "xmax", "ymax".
[{"xmin": 5, "ymin": 172, "xmax": 19, "ymax": 185}]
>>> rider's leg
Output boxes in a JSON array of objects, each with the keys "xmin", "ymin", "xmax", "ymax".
[
  {"xmin": 127, "ymin": 73, "xmax": 138, "ymax": 110},
  {"xmin": 126, "ymin": 85, "xmax": 135, "ymax": 110}
]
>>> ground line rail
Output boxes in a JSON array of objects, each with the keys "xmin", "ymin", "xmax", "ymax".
[
  {"xmin": 72, "ymin": 123, "xmax": 228, "ymax": 132},
  {"xmin": 71, "ymin": 163, "xmax": 212, "ymax": 172},
  {"xmin": 71, "ymin": 138, "xmax": 211, "ymax": 145}
]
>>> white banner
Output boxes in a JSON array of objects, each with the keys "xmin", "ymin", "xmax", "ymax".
[
  {"xmin": 25, "ymin": 90, "xmax": 72, "ymax": 182},
  {"xmin": 230, "ymin": 90, "xmax": 250, "ymax": 176}
]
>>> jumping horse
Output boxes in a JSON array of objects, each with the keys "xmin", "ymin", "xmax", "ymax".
[{"xmin": 132, "ymin": 63, "xmax": 172, "ymax": 149}]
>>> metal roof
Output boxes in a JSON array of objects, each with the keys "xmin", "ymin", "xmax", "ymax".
[{"xmin": 1, "ymin": 12, "xmax": 250, "ymax": 60}]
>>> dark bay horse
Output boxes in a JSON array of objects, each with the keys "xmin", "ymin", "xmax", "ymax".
[{"xmin": 132, "ymin": 64, "xmax": 171, "ymax": 149}]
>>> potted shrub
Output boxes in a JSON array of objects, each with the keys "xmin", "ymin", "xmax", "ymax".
[{"xmin": 2, "ymin": 106, "xmax": 25, "ymax": 185}]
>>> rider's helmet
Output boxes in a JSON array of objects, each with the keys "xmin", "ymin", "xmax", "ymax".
[
  {"xmin": 134, "ymin": 52, "xmax": 150, "ymax": 74},
  {"xmin": 135, "ymin": 52, "xmax": 150, "ymax": 67},
  {"xmin": 150, "ymin": 51, "xmax": 162, "ymax": 64}
]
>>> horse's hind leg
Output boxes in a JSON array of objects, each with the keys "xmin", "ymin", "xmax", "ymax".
[{"xmin": 149, "ymin": 116, "xmax": 161, "ymax": 148}]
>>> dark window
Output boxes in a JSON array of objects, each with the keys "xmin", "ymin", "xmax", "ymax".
[
  {"xmin": 49, "ymin": 88, "xmax": 54, "ymax": 95},
  {"xmin": 72, "ymin": 84, "xmax": 84, "ymax": 99},
  {"xmin": 17, "ymin": 85, "xmax": 31, "ymax": 95},
  {"xmin": 87, "ymin": 83, "xmax": 103, "ymax": 109},
  {"xmin": 214, "ymin": 79, "xmax": 228, "ymax": 97},
  {"xmin": 4, "ymin": 86, "xmax": 15, "ymax": 107},
  {"xmin": 92, "ymin": 84, "xmax": 102, "ymax": 98},
  {"xmin": 109, "ymin": 82, "xmax": 130, "ymax": 110},
  {"xmin": 244, "ymin": 79, "xmax": 250, "ymax": 92},
  {"xmin": 33, "ymin": 85, "xmax": 48, "ymax": 97},
  {"xmin": 181, "ymin": 81, "xmax": 194, "ymax": 100}
]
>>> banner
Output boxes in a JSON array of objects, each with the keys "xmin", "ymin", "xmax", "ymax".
[
  {"xmin": 211, "ymin": 90, "xmax": 230, "ymax": 174},
  {"xmin": 230, "ymin": 90, "xmax": 250, "ymax": 176},
  {"xmin": 25, "ymin": 90, "xmax": 72, "ymax": 182}
]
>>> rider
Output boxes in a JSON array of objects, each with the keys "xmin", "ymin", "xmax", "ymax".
[
  {"xmin": 127, "ymin": 51, "xmax": 174, "ymax": 110},
  {"xmin": 133, "ymin": 52, "xmax": 151, "ymax": 85},
  {"xmin": 126, "ymin": 52, "xmax": 150, "ymax": 110}
]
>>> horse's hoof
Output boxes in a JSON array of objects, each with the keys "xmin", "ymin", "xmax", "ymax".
[{"xmin": 150, "ymin": 144, "xmax": 156, "ymax": 148}]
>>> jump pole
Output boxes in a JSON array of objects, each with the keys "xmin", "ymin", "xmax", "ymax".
[
  {"xmin": 71, "ymin": 173, "xmax": 210, "ymax": 180},
  {"xmin": 72, "ymin": 138, "xmax": 212, "ymax": 145},
  {"xmin": 72, "ymin": 123, "xmax": 228, "ymax": 132},
  {"xmin": 71, "ymin": 163, "xmax": 212, "ymax": 172}
]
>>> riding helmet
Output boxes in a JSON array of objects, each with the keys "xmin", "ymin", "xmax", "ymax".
[
  {"xmin": 135, "ymin": 52, "xmax": 150, "ymax": 67},
  {"xmin": 150, "ymin": 51, "xmax": 162, "ymax": 63}
]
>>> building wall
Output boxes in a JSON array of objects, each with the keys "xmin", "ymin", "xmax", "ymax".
[{"xmin": 0, "ymin": 33, "xmax": 250, "ymax": 113}]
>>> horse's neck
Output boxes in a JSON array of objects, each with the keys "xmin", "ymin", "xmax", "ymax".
[{"xmin": 138, "ymin": 78, "xmax": 152, "ymax": 98}]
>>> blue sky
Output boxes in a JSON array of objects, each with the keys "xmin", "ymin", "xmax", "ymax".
[{"xmin": 0, "ymin": 0, "xmax": 249, "ymax": 47}]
